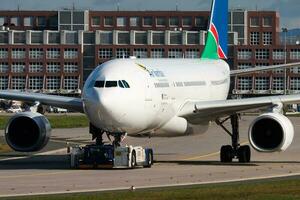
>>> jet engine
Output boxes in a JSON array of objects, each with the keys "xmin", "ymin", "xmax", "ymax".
[
  {"xmin": 248, "ymin": 113, "xmax": 294, "ymax": 152},
  {"xmin": 5, "ymin": 112, "xmax": 51, "ymax": 152}
]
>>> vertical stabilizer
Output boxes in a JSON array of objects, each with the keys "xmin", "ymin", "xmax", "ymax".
[{"xmin": 201, "ymin": 0, "xmax": 228, "ymax": 60}]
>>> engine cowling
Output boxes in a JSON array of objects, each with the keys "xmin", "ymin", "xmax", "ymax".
[
  {"xmin": 248, "ymin": 113, "xmax": 294, "ymax": 152},
  {"xmin": 5, "ymin": 112, "xmax": 51, "ymax": 152}
]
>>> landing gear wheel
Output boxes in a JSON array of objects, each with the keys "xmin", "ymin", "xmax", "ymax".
[
  {"xmin": 220, "ymin": 145, "xmax": 233, "ymax": 163},
  {"xmin": 238, "ymin": 145, "xmax": 251, "ymax": 163},
  {"xmin": 131, "ymin": 151, "xmax": 136, "ymax": 168}
]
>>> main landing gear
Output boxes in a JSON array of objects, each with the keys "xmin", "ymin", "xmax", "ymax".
[
  {"xmin": 216, "ymin": 114, "xmax": 251, "ymax": 163},
  {"xmin": 89, "ymin": 123, "xmax": 126, "ymax": 147}
]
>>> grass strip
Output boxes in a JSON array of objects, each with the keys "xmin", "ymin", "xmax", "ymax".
[
  {"xmin": 3, "ymin": 178, "xmax": 300, "ymax": 200},
  {"xmin": 0, "ymin": 115, "xmax": 89, "ymax": 130}
]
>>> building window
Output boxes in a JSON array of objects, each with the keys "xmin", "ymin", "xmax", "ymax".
[
  {"xmin": 104, "ymin": 17, "xmax": 113, "ymax": 26},
  {"xmin": 64, "ymin": 76, "xmax": 78, "ymax": 90},
  {"xmin": 169, "ymin": 17, "xmax": 179, "ymax": 27},
  {"xmin": 291, "ymin": 77, "xmax": 300, "ymax": 90},
  {"xmin": 156, "ymin": 17, "xmax": 166, "ymax": 26},
  {"xmin": 64, "ymin": 48, "xmax": 78, "ymax": 59},
  {"xmin": 91, "ymin": 16, "xmax": 100, "ymax": 27},
  {"xmin": 0, "ymin": 48, "xmax": 8, "ymax": 59},
  {"xmin": 272, "ymin": 77, "xmax": 284, "ymax": 91},
  {"xmin": 152, "ymin": 32, "xmax": 165, "ymax": 45},
  {"xmin": 250, "ymin": 17, "xmax": 259, "ymax": 27},
  {"xmin": 46, "ymin": 62, "xmax": 60, "ymax": 73},
  {"xmin": 48, "ymin": 32, "xmax": 60, "ymax": 44},
  {"xmin": 10, "ymin": 17, "xmax": 20, "ymax": 26},
  {"xmin": 99, "ymin": 31, "xmax": 113, "ymax": 45},
  {"xmin": 64, "ymin": 62, "xmax": 78, "ymax": 73},
  {"xmin": 187, "ymin": 32, "xmax": 199, "ymax": 45},
  {"xmin": 182, "ymin": 17, "xmax": 192, "ymax": 27},
  {"xmin": 255, "ymin": 49, "xmax": 269, "ymax": 60},
  {"xmin": 151, "ymin": 48, "xmax": 164, "ymax": 58},
  {"xmin": 168, "ymin": 49, "xmax": 182, "ymax": 58},
  {"xmin": 0, "ymin": 63, "xmax": 8, "ymax": 73},
  {"xmin": 273, "ymin": 63, "xmax": 284, "ymax": 74},
  {"xmin": 11, "ymin": 76, "xmax": 26, "ymax": 90},
  {"xmin": 65, "ymin": 32, "xmax": 78, "ymax": 44},
  {"xmin": 263, "ymin": 32, "xmax": 272, "ymax": 45},
  {"xmin": 31, "ymin": 31, "xmax": 43, "ymax": 44},
  {"xmin": 291, "ymin": 66, "xmax": 300, "ymax": 73},
  {"xmin": 116, "ymin": 48, "xmax": 130, "ymax": 58},
  {"xmin": 134, "ymin": 32, "xmax": 147, "ymax": 45},
  {"xmin": 133, "ymin": 48, "xmax": 147, "ymax": 58},
  {"xmin": 185, "ymin": 49, "xmax": 199, "ymax": 58},
  {"xmin": 237, "ymin": 63, "xmax": 252, "ymax": 69},
  {"xmin": 37, "ymin": 16, "xmax": 46, "ymax": 27},
  {"xmin": 13, "ymin": 32, "xmax": 26, "ymax": 44},
  {"xmin": 98, "ymin": 48, "xmax": 113, "ymax": 59},
  {"xmin": 238, "ymin": 77, "xmax": 252, "ymax": 91},
  {"xmin": 0, "ymin": 76, "xmax": 8, "ymax": 90},
  {"xmin": 117, "ymin": 17, "xmax": 126, "ymax": 27},
  {"xmin": 250, "ymin": 32, "xmax": 260, "ymax": 45},
  {"xmin": 237, "ymin": 49, "xmax": 252, "ymax": 60},
  {"xmin": 195, "ymin": 17, "xmax": 206, "ymax": 29},
  {"xmin": 12, "ymin": 48, "xmax": 26, "ymax": 59},
  {"xmin": 24, "ymin": 17, "xmax": 34, "ymax": 26},
  {"xmin": 29, "ymin": 48, "xmax": 44, "ymax": 59},
  {"xmin": 46, "ymin": 48, "xmax": 60, "ymax": 59},
  {"xmin": 117, "ymin": 32, "xmax": 130, "ymax": 45},
  {"xmin": 263, "ymin": 17, "xmax": 272, "ymax": 27},
  {"xmin": 11, "ymin": 63, "xmax": 25, "ymax": 73},
  {"xmin": 47, "ymin": 76, "xmax": 61, "ymax": 90},
  {"xmin": 170, "ymin": 32, "xmax": 182, "ymax": 45},
  {"xmin": 290, "ymin": 49, "xmax": 300, "ymax": 60},
  {"xmin": 28, "ymin": 76, "xmax": 43, "ymax": 90},
  {"xmin": 0, "ymin": 32, "xmax": 9, "ymax": 44},
  {"xmin": 272, "ymin": 49, "xmax": 285, "ymax": 60},
  {"xmin": 29, "ymin": 62, "xmax": 43, "ymax": 73},
  {"xmin": 0, "ymin": 17, "xmax": 6, "ymax": 26},
  {"xmin": 255, "ymin": 77, "xmax": 270, "ymax": 91},
  {"xmin": 130, "ymin": 17, "xmax": 139, "ymax": 27},
  {"xmin": 143, "ymin": 17, "xmax": 153, "ymax": 26}
]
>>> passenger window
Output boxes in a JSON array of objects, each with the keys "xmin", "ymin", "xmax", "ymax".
[
  {"xmin": 122, "ymin": 80, "xmax": 130, "ymax": 88},
  {"xmin": 105, "ymin": 81, "xmax": 118, "ymax": 87},
  {"xmin": 94, "ymin": 80, "xmax": 105, "ymax": 88},
  {"xmin": 118, "ymin": 80, "xmax": 125, "ymax": 88}
]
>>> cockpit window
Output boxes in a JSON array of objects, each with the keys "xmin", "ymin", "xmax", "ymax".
[
  {"xmin": 94, "ymin": 80, "xmax": 130, "ymax": 88},
  {"xmin": 94, "ymin": 80, "xmax": 105, "ymax": 88},
  {"xmin": 105, "ymin": 81, "xmax": 118, "ymax": 88},
  {"xmin": 122, "ymin": 80, "xmax": 130, "ymax": 88},
  {"xmin": 118, "ymin": 80, "xmax": 125, "ymax": 88}
]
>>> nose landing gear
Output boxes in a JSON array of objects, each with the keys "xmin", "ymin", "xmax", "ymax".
[
  {"xmin": 216, "ymin": 114, "xmax": 251, "ymax": 163},
  {"xmin": 89, "ymin": 123, "xmax": 127, "ymax": 146}
]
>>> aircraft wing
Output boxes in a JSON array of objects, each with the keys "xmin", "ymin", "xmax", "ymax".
[
  {"xmin": 230, "ymin": 62, "xmax": 300, "ymax": 76},
  {"xmin": 178, "ymin": 95, "xmax": 300, "ymax": 123},
  {"xmin": 0, "ymin": 91, "xmax": 84, "ymax": 113}
]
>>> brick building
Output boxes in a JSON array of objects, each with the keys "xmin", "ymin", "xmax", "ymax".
[{"xmin": 0, "ymin": 9, "xmax": 297, "ymax": 96}]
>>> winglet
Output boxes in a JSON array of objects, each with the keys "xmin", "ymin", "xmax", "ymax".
[{"xmin": 201, "ymin": 0, "xmax": 228, "ymax": 60}]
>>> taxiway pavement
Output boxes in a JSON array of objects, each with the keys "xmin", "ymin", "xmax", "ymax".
[{"xmin": 1, "ymin": 115, "xmax": 300, "ymax": 197}]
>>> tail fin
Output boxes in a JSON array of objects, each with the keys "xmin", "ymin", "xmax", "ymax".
[{"xmin": 201, "ymin": 0, "xmax": 228, "ymax": 60}]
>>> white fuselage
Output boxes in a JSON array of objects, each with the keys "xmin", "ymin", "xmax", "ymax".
[{"xmin": 82, "ymin": 58, "xmax": 230, "ymax": 137}]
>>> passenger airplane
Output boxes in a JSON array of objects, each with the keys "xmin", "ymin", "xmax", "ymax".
[{"xmin": 1, "ymin": 0, "xmax": 300, "ymax": 163}]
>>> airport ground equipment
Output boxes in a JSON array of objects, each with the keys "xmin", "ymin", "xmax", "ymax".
[{"xmin": 70, "ymin": 144, "xmax": 153, "ymax": 169}]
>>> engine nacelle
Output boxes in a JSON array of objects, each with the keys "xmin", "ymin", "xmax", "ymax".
[
  {"xmin": 5, "ymin": 112, "xmax": 51, "ymax": 152},
  {"xmin": 248, "ymin": 113, "xmax": 294, "ymax": 152}
]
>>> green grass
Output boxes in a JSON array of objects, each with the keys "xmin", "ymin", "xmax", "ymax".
[
  {"xmin": 4, "ymin": 179, "xmax": 300, "ymax": 200},
  {"xmin": 0, "ymin": 115, "xmax": 89, "ymax": 130}
]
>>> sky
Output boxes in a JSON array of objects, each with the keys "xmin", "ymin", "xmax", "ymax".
[{"xmin": 1, "ymin": 0, "xmax": 299, "ymax": 29}]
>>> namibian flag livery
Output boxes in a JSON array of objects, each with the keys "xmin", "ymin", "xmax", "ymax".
[{"xmin": 201, "ymin": 0, "xmax": 228, "ymax": 60}]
